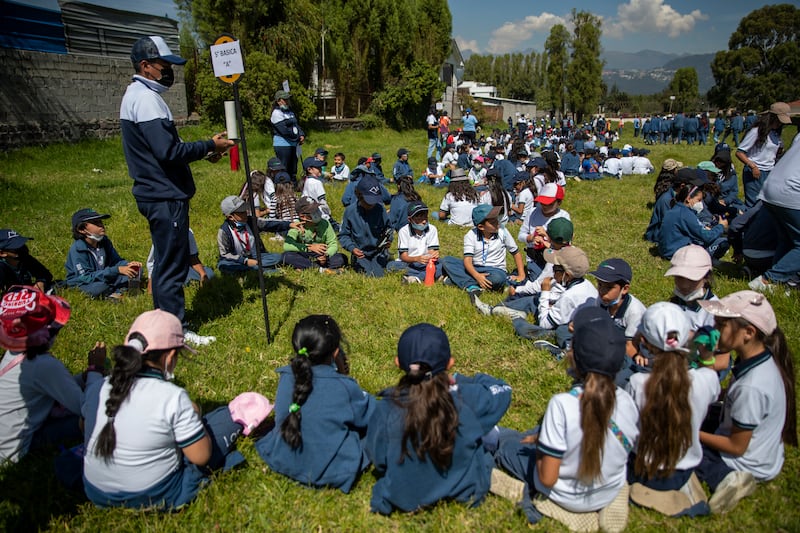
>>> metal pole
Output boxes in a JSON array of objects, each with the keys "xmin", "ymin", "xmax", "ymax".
[{"xmin": 233, "ymin": 82, "xmax": 272, "ymax": 343}]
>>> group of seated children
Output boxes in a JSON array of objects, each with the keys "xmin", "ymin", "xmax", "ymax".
[{"xmin": 4, "ymin": 282, "xmax": 791, "ymax": 530}]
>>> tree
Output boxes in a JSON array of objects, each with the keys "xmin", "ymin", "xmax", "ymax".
[
  {"xmin": 545, "ymin": 24, "xmax": 570, "ymax": 116},
  {"xmin": 708, "ymin": 4, "xmax": 800, "ymax": 109},
  {"xmin": 566, "ymin": 9, "xmax": 604, "ymax": 122},
  {"xmin": 668, "ymin": 67, "xmax": 699, "ymax": 111},
  {"xmin": 604, "ymin": 84, "xmax": 630, "ymax": 114}
]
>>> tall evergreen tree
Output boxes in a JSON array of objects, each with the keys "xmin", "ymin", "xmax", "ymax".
[
  {"xmin": 566, "ymin": 9, "xmax": 604, "ymax": 122},
  {"xmin": 545, "ymin": 24, "xmax": 570, "ymax": 116}
]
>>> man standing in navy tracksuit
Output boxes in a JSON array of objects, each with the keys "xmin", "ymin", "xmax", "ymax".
[{"xmin": 120, "ymin": 36, "xmax": 233, "ymax": 344}]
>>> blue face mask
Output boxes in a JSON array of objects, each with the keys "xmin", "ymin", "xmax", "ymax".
[
  {"xmin": 411, "ymin": 222, "xmax": 428, "ymax": 232},
  {"xmin": 601, "ymin": 297, "xmax": 620, "ymax": 308},
  {"xmin": 234, "ymin": 221, "xmax": 247, "ymax": 230}
]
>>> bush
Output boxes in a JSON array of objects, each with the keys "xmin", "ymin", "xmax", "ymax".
[
  {"xmin": 357, "ymin": 113, "xmax": 386, "ymax": 130},
  {"xmin": 367, "ymin": 61, "xmax": 444, "ymax": 130}
]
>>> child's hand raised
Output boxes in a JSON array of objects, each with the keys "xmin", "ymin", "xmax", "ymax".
[{"xmin": 87, "ymin": 342, "xmax": 106, "ymax": 368}]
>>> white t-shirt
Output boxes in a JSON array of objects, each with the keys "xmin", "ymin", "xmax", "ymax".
[
  {"xmin": 627, "ymin": 367, "xmax": 720, "ymax": 470},
  {"xmin": 441, "ymin": 151, "xmax": 458, "ymax": 167},
  {"xmin": 738, "ymin": 128, "xmax": 782, "ymax": 171},
  {"xmin": 302, "ymin": 176, "xmax": 328, "ymax": 208},
  {"xmin": 718, "ymin": 353, "xmax": 787, "ymax": 481},
  {"xmin": 517, "ymin": 209, "xmax": 571, "ymax": 249},
  {"xmin": 0, "ymin": 351, "xmax": 93, "ymax": 463},
  {"xmin": 516, "ymin": 188, "xmax": 535, "ymax": 222},
  {"xmin": 534, "ymin": 386, "xmax": 640, "ymax": 512},
  {"xmin": 439, "ymin": 193, "xmax": 482, "ymax": 227},
  {"xmin": 620, "ymin": 156, "xmax": 635, "ymax": 175},
  {"xmin": 463, "ymin": 227, "xmax": 518, "ymax": 270},
  {"xmin": 331, "ymin": 163, "xmax": 351, "ymax": 181},
  {"xmin": 603, "ymin": 158, "xmax": 622, "ymax": 178},
  {"xmin": 83, "ymin": 373, "xmax": 207, "ymax": 492},
  {"xmin": 759, "ymin": 132, "xmax": 800, "ymax": 208},
  {"xmin": 396, "ymin": 224, "xmax": 439, "ymax": 260},
  {"xmin": 538, "ymin": 278, "xmax": 598, "ymax": 329},
  {"xmin": 632, "ymin": 156, "xmax": 654, "ymax": 175},
  {"xmin": 604, "ymin": 294, "xmax": 646, "ymax": 339}
]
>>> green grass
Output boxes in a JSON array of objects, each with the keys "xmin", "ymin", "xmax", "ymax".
[{"xmin": 0, "ymin": 126, "xmax": 798, "ymax": 532}]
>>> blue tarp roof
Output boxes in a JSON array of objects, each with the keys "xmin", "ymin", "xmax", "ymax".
[{"xmin": 0, "ymin": 1, "xmax": 67, "ymax": 53}]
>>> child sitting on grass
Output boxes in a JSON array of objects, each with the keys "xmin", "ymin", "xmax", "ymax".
[
  {"xmin": 0, "ymin": 229, "xmax": 54, "ymax": 295},
  {"xmin": 517, "ymin": 183, "xmax": 569, "ymax": 277},
  {"xmin": 503, "ymin": 246, "xmax": 598, "ymax": 359},
  {"xmin": 338, "ymin": 175, "xmax": 393, "ymax": 277},
  {"xmin": 389, "ymin": 175, "xmax": 422, "ymax": 232},
  {"xmin": 440, "ymin": 205, "xmax": 526, "ymax": 294},
  {"xmin": 65, "ymin": 209, "xmax": 141, "ymax": 300},
  {"xmin": 0, "ymin": 287, "xmax": 105, "ymax": 464},
  {"xmin": 216, "ymin": 196, "xmax": 300, "ymax": 275},
  {"xmin": 626, "ymin": 302, "xmax": 719, "ymax": 517},
  {"xmin": 366, "ymin": 323, "xmax": 511, "ymax": 514},
  {"xmin": 301, "ymin": 157, "xmax": 339, "ymax": 232},
  {"xmin": 257, "ymin": 315, "xmax": 373, "ymax": 493},
  {"xmin": 282, "ymin": 197, "xmax": 347, "ymax": 272},
  {"xmin": 82, "ymin": 310, "xmax": 272, "ymax": 510},
  {"xmin": 437, "ymin": 168, "xmax": 487, "ymax": 227},
  {"xmin": 387, "ymin": 202, "xmax": 442, "ymax": 284},
  {"xmin": 698, "ymin": 291, "xmax": 797, "ymax": 513},
  {"xmin": 492, "ymin": 307, "xmax": 638, "ymax": 530}
]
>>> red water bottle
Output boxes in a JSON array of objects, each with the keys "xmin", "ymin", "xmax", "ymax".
[{"xmin": 424, "ymin": 258, "xmax": 436, "ymax": 286}]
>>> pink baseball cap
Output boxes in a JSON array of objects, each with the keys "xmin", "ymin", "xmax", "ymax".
[
  {"xmin": 229, "ymin": 392, "xmax": 274, "ymax": 436},
  {"xmin": 125, "ymin": 310, "xmax": 196, "ymax": 354},
  {"xmin": 664, "ymin": 244, "xmax": 711, "ymax": 281},
  {"xmin": 698, "ymin": 290, "xmax": 777, "ymax": 336}
]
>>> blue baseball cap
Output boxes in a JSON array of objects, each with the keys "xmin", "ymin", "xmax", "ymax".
[
  {"xmin": 571, "ymin": 306, "xmax": 626, "ymax": 378},
  {"xmin": 397, "ymin": 323, "xmax": 451, "ymax": 376},
  {"xmin": 0, "ymin": 229, "xmax": 31, "ymax": 250},
  {"xmin": 472, "ymin": 204, "xmax": 501, "ymax": 225},
  {"xmin": 130, "ymin": 36, "xmax": 186, "ymax": 66},
  {"xmin": 590, "ymin": 258, "xmax": 633, "ymax": 284}
]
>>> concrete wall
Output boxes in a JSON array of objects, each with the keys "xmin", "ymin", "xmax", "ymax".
[{"xmin": 0, "ymin": 48, "xmax": 188, "ymax": 150}]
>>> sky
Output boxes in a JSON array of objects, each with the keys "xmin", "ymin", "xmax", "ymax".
[{"xmin": 18, "ymin": 0, "xmax": 772, "ymax": 55}]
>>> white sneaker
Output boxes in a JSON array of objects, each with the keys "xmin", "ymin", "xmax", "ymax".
[
  {"xmin": 184, "ymin": 330, "xmax": 216, "ymax": 346},
  {"xmin": 470, "ymin": 293, "xmax": 492, "ymax": 315},
  {"xmin": 748, "ymin": 275, "xmax": 773, "ymax": 293},
  {"xmin": 401, "ymin": 275, "xmax": 421, "ymax": 284},
  {"xmin": 491, "ymin": 305, "xmax": 527, "ymax": 320},
  {"xmin": 709, "ymin": 471, "xmax": 756, "ymax": 514},
  {"xmin": 533, "ymin": 340, "xmax": 565, "ymax": 360}
]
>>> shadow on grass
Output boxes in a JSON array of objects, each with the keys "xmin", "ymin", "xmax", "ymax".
[
  {"xmin": 188, "ymin": 272, "xmax": 306, "ymax": 339},
  {"xmin": 0, "ymin": 449, "xmax": 87, "ymax": 531}
]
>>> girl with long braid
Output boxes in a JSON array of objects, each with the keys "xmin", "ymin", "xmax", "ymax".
[
  {"xmin": 256, "ymin": 315, "xmax": 373, "ymax": 493},
  {"xmin": 83, "ymin": 310, "xmax": 272, "ymax": 510}
]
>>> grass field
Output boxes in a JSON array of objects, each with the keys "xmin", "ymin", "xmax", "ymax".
[{"xmin": 0, "ymin": 124, "xmax": 798, "ymax": 532}]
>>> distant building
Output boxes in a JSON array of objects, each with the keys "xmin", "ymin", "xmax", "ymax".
[{"xmin": 457, "ymin": 81, "xmax": 498, "ymax": 99}]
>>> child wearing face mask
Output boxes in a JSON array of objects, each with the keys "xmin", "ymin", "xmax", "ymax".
[
  {"xmin": 216, "ymin": 196, "xmax": 300, "ymax": 275},
  {"xmin": 65, "ymin": 209, "xmax": 142, "ymax": 300},
  {"xmin": 658, "ymin": 176, "xmax": 729, "ymax": 261},
  {"xmin": 386, "ymin": 202, "xmax": 442, "ymax": 284},
  {"xmin": 659, "ymin": 245, "xmax": 730, "ymax": 374}
]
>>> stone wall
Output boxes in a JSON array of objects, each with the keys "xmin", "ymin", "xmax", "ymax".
[{"xmin": 0, "ymin": 48, "xmax": 188, "ymax": 149}]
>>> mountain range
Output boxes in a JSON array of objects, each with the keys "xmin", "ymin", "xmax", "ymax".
[
  {"xmin": 460, "ymin": 48, "xmax": 718, "ymax": 95},
  {"xmin": 601, "ymin": 49, "xmax": 717, "ymax": 95}
]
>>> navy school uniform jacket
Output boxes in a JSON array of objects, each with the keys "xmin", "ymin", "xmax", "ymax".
[
  {"xmin": 342, "ymin": 170, "xmax": 391, "ymax": 207},
  {"xmin": 65, "ymin": 237, "xmax": 127, "ymax": 287},
  {"xmin": 645, "ymin": 189, "xmax": 674, "ymax": 243},
  {"xmin": 493, "ymin": 159, "xmax": 517, "ymax": 191},
  {"xmin": 120, "ymin": 76, "xmax": 214, "ymax": 202},
  {"xmin": 366, "ymin": 373, "xmax": 512, "ymax": 514},
  {"xmin": 658, "ymin": 203, "xmax": 725, "ymax": 259},
  {"xmin": 256, "ymin": 364, "xmax": 375, "ymax": 493},
  {"xmin": 338, "ymin": 202, "xmax": 391, "ymax": 257},
  {"xmin": 0, "ymin": 254, "xmax": 53, "ymax": 294}
]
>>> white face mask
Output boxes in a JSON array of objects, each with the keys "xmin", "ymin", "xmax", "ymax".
[
  {"xmin": 85, "ymin": 232, "xmax": 104, "ymax": 243},
  {"xmin": 691, "ymin": 201, "xmax": 704, "ymax": 214},
  {"xmin": 673, "ymin": 286, "xmax": 706, "ymax": 302}
]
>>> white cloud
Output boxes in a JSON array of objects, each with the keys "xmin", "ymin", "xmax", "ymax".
[
  {"xmin": 487, "ymin": 12, "xmax": 567, "ymax": 54},
  {"xmin": 605, "ymin": 0, "xmax": 708, "ymax": 39},
  {"xmin": 455, "ymin": 36, "xmax": 480, "ymax": 54}
]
